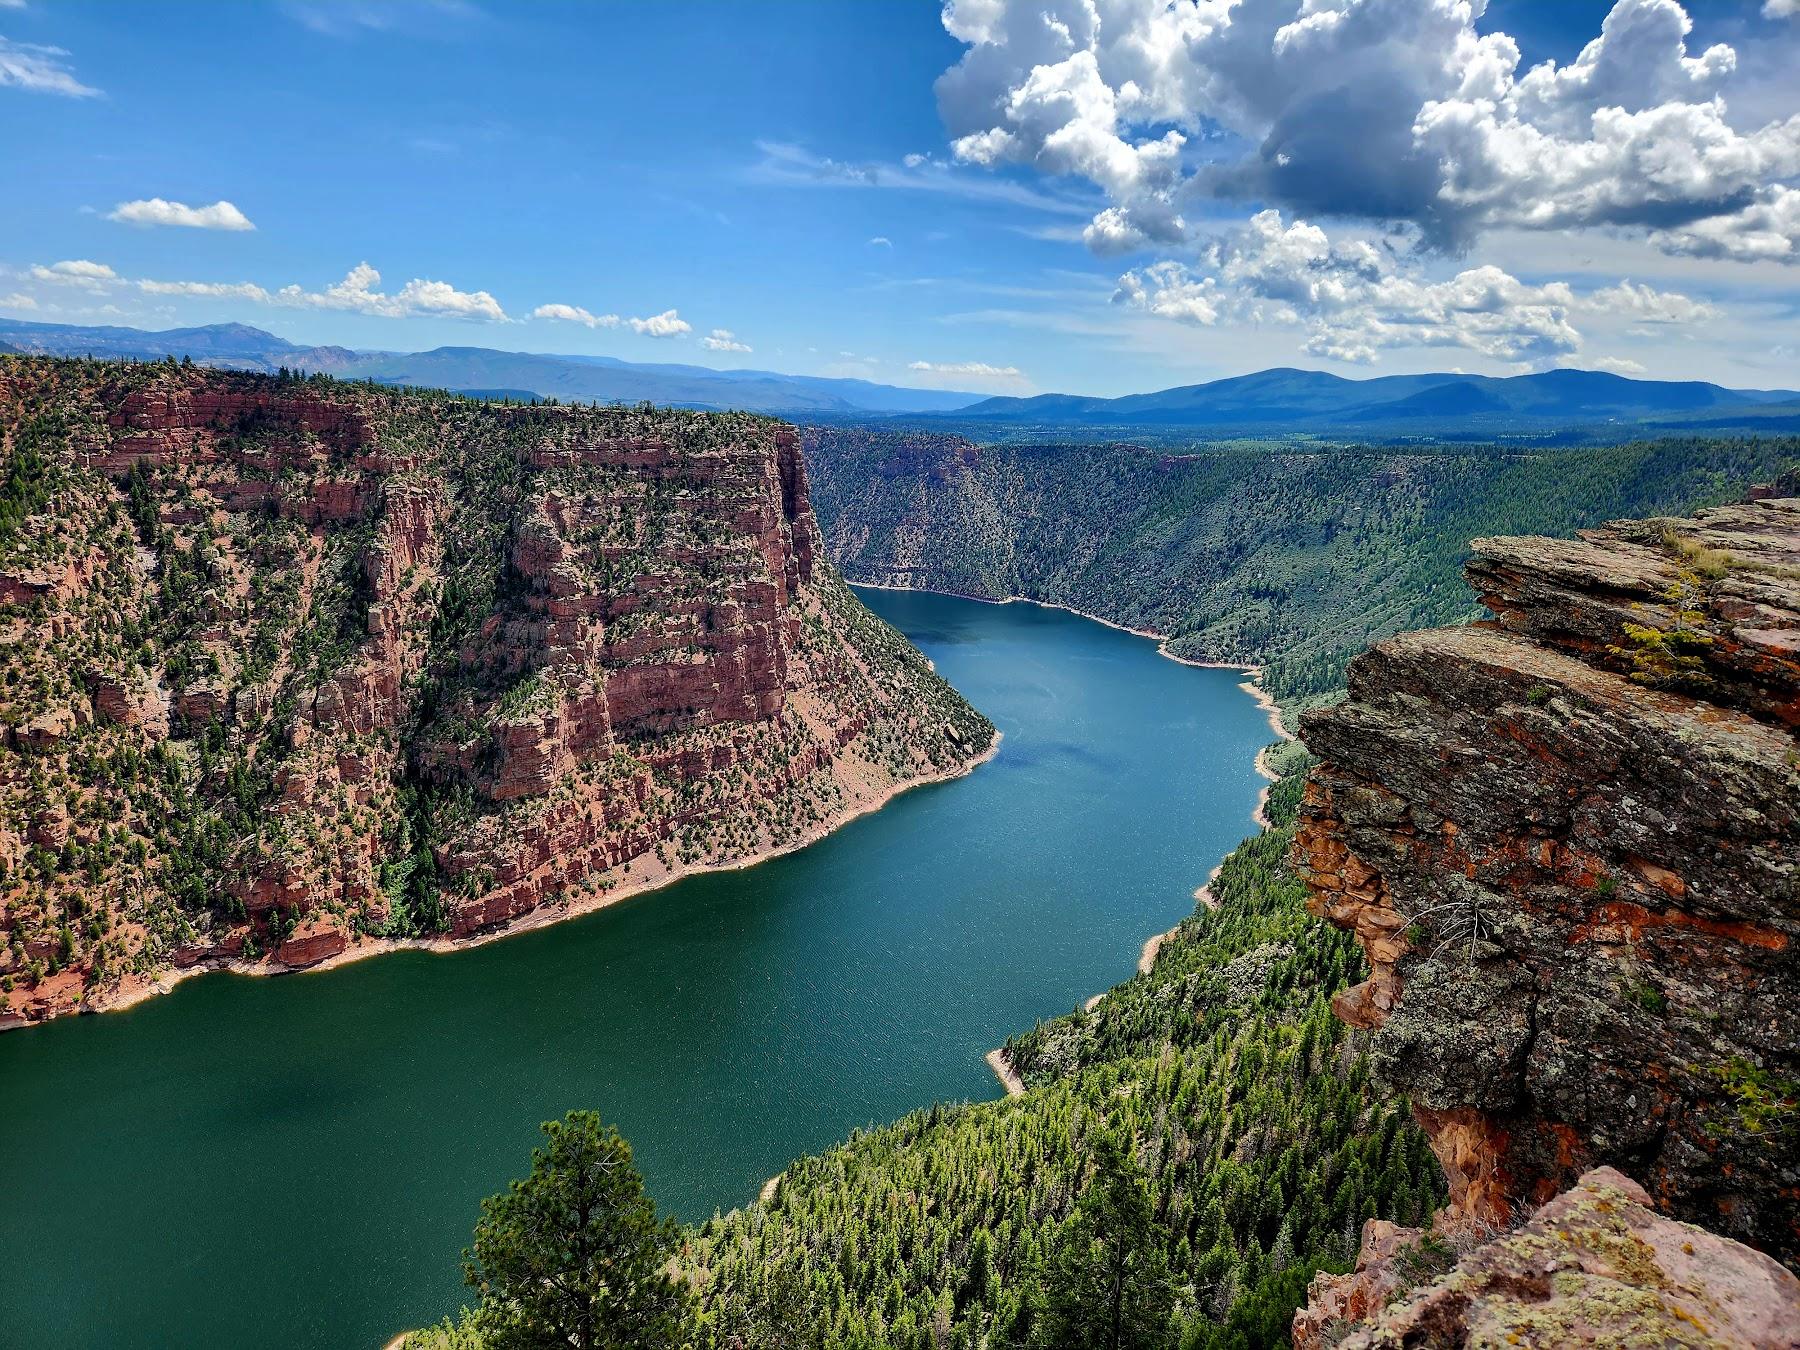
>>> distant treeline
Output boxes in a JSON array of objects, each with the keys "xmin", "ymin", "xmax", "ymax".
[{"xmin": 805, "ymin": 428, "xmax": 1800, "ymax": 706}]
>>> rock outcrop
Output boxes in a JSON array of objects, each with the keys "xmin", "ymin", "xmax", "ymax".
[
  {"xmin": 1295, "ymin": 495, "xmax": 1800, "ymax": 1268},
  {"xmin": 0, "ymin": 359, "xmax": 994, "ymax": 1028},
  {"xmin": 1295, "ymin": 1168, "xmax": 1800, "ymax": 1349}
]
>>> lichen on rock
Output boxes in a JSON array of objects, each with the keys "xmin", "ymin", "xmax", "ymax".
[{"xmin": 1297, "ymin": 1167, "xmax": 1800, "ymax": 1349}]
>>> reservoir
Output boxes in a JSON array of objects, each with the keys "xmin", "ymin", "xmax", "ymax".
[{"xmin": 0, "ymin": 587, "xmax": 1274, "ymax": 1349}]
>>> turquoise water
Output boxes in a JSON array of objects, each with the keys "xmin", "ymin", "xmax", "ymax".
[{"xmin": 0, "ymin": 588, "xmax": 1273, "ymax": 1349}]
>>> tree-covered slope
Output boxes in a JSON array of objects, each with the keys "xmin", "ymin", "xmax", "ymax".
[
  {"xmin": 806, "ymin": 427, "xmax": 1800, "ymax": 704},
  {"xmin": 680, "ymin": 756, "xmax": 1443, "ymax": 1350}
]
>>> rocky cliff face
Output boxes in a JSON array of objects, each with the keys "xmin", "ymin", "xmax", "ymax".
[
  {"xmin": 1295, "ymin": 494, "xmax": 1799, "ymax": 1271},
  {"xmin": 0, "ymin": 359, "xmax": 993, "ymax": 1027}
]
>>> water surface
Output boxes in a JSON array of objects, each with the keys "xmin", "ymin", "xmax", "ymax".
[{"xmin": 0, "ymin": 588, "xmax": 1272, "ymax": 1349}]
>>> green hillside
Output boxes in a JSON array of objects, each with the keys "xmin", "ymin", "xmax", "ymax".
[
  {"xmin": 415, "ymin": 754, "xmax": 1446, "ymax": 1350},
  {"xmin": 806, "ymin": 428, "xmax": 1800, "ymax": 706}
]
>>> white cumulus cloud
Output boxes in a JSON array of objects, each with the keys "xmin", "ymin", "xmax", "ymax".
[
  {"xmin": 35, "ymin": 259, "xmax": 116, "ymax": 280},
  {"xmin": 1652, "ymin": 183, "xmax": 1800, "ymax": 262},
  {"xmin": 1082, "ymin": 205, "xmax": 1164, "ymax": 256},
  {"xmin": 1579, "ymin": 355, "xmax": 1650, "ymax": 376},
  {"xmin": 108, "ymin": 198, "xmax": 256, "ymax": 231},
  {"xmin": 908, "ymin": 359, "xmax": 1025, "ymax": 378},
  {"xmin": 13, "ymin": 259, "xmax": 514, "ymax": 324},
  {"xmin": 937, "ymin": 0, "xmax": 1800, "ymax": 263},
  {"xmin": 1112, "ymin": 209, "xmax": 1711, "ymax": 367},
  {"xmin": 275, "ymin": 262, "xmax": 508, "ymax": 321},
  {"xmin": 629, "ymin": 309, "xmax": 691, "ymax": 338},
  {"xmin": 701, "ymin": 328, "xmax": 751, "ymax": 353},
  {"xmin": 28, "ymin": 259, "xmax": 118, "ymax": 290},
  {"xmin": 531, "ymin": 302, "xmax": 620, "ymax": 328},
  {"xmin": 1581, "ymin": 280, "xmax": 1716, "ymax": 323}
]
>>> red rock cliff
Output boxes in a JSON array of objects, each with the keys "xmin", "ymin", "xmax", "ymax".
[
  {"xmin": 1296, "ymin": 495, "xmax": 1800, "ymax": 1264},
  {"xmin": 0, "ymin": 361, "xmax": 993, "ymax": 1027}
]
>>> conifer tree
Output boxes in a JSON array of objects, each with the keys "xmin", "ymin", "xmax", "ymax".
[
  {"xmin": 1033, "ymin": 1137, "xmax": 1176, "ymax": 1350},
  {"xmin": 464, "ymin": 1111, "xmax": 695, "ymax": 1350}
]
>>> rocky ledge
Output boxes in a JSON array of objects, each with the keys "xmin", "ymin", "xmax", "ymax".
[
  {"xmin": 0, "ymin": 360, "xmax": 993, "ymax": 1027},
  {"xmin": 1295, "ymin": 494, "xmax": 1799, "ymax": 1266},
  {"xmin": 1295, "ymin": 1167, "xmax": 1800, "ymax": 1349}
]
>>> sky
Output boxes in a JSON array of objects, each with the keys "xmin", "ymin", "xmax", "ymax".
[{"xmin": 2, "ymin": 0, "xmax": 1798, "ymax": 398}]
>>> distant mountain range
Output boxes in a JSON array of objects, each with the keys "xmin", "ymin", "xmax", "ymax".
[
  {"xmin": 943, "ymin": 366, "xmax": 1800, "ymax": 436},
  {"xmin": 3, "ymin": 319, "xmax": 1795, "ymax": 435},
  {"xmin": 0, "ymin": 320, "xmax": 988, "ymax": 416},
  {"xmin": 943, "ymin": 365, "xmax": 1800, "ymax": 439}
]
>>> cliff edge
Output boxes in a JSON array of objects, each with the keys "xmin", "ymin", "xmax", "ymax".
[
  {"xmin": 1294, "ymin": 492, "xmax": 1799, "ymax": 1342},
  {"xmin": 0, "ymin": 360, "xmax": 994, "ymax": 1027},
  {"xmin": 1290, "ymin": 491, "xmax": 1800, "ymax": 1343}
]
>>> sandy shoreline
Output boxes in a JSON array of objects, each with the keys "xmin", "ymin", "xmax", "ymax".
[
  {"xmin": 1192, "ymin": 856, "xmax": 1227, "ymax": 910},
  {"xmin": 61, "ymin": 730, "xmax": 1003, "ymax": 1029},
  {"xmin": 1140, "ymin": 853, "xmax": 1228, "ymax": 983},
  {"xmin": 985, "ymin": 1047, "xmax": 1025, "ymax": 1097}
]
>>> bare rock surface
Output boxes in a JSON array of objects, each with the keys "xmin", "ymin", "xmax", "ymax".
[
  {"xmin": 1297, "ymin": 1168, "xmax": 1800, "ymax": 1349},
  {"xmin": 1296, "ymin": 496, "xmax": 1800, "ymax": 1264}
]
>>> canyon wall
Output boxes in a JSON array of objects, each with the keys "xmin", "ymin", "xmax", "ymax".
[
  {"xmin": 1293, "ymin": 493, "xmax": 1799, "ymax": 1340},
  {"xmin": 0, "ymin": 360, "xmax": 993, "ymax": 1027},
  {"xmin": 804, "ymin": 424, "xmax": 1800, "ymax": 704}
]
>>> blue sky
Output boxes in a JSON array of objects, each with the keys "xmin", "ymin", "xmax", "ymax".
[{"xmin": 3, "ymin": 0, "xmax": 1798, "ymax": 396}]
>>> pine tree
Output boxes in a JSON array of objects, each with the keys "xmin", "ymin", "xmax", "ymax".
[
  {"xmin": 1034, "ymin": 1138, "xmax": 1176, "ymax": 1350},
  {"xmin": 463, "ymin": 1111, "xmax": 695, "ymax": 1350}
]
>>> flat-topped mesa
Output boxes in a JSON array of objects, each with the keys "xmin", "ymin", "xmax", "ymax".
[
  {"xmin": 0, "ymin": 359, "xmax": 993, "ymax": 1027},
  {"xmin": 1295, "ymin": 494, "xmax": 1800, "ymax": 1268}
]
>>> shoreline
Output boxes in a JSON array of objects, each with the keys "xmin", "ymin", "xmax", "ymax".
[
  {"xmin": 1140, "ymin": 849, "xmax": 1231, "ymax": 984},
  {"xmin": 850, "ymin": 579, "xmax": 1293, "ymax": 741},
  {"xmin": 985, "ymin": 1047, "xmax": 1025, "ymax": 1097},
  {"xmin": 1138, "ymin": 925, "xmax": 1178, "ymax": 976},
  {"xmin": 41, "ymin": 729, "xmax": 1004, "ymax": 1031},
  {"xmin": 1192, "ymin": 857, "xmax": 1227, "ymax": 912}
]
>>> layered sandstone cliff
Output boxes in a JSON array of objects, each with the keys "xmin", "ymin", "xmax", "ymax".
[
  {"xmin": 1293, "ymin": 494, "xmax": 1799, "ymax": 1340},
  {"xmin": 0, "ymin": 359, "xmax": 993, "ymax": 1027}
]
